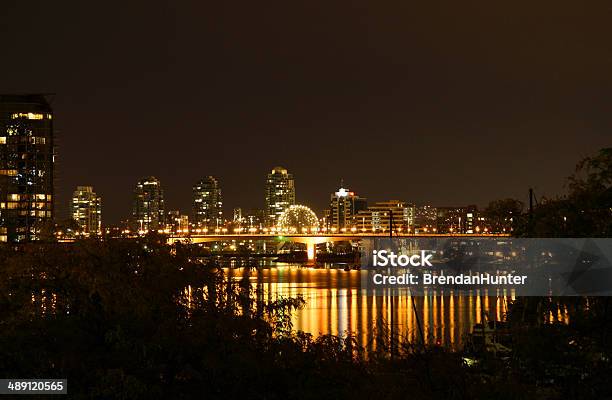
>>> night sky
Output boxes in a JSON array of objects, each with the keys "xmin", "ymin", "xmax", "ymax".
[{"xmin": 1, "ymin": 1, "xmax": 610, "ymax": 224}]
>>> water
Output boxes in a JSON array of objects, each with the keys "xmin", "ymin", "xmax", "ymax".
[{"xmin": 225, "ymin": 259, "xmax": 517, "ymax": 351}]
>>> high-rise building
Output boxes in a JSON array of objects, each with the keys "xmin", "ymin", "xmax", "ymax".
[
  {"xmin": 193, "ymin": 176, "xmax": 223, "ymax": 229},
  {"xmin": 0, "ymin": 94, "xmax": 55, "ymax": 242},
  {"xmin": 354, "ymin": 200, "xmax": 415, "ymax": 233},
  {"xmin": 70, "ymin": 186, "xmax": 101, "ymax": 235},
  {"xmin": 265, "ymin": 166, "xmax": 295, "ymax": 226},
  {"xmin": 328, "ymin": 187, "xmax": 367, "ymax": 230},
  {"xmin": 132, "ymin": 176, "xmax": 165, "ymax": 232}
]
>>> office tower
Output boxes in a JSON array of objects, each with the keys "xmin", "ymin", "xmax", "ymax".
[
  {"xmin": 329, "ymin": 187, "xmax": 367, "ymax": 230},
  {"xmin": 354, "ymin": 200, "xmax": 415, "ymax": 233},
  {"xmin": 264, "ymin": 166, "xmax": 295, "ymax": 226},
  {"xmin": 70, "ymin": 186, "xmax": 102, "ymax": 235},
  {"xmin": 193, "ymin": 176, "xmax": 223, "ymax": 229},
  {"xmin": 0, "ymin": 94, "xmax": 55, "ymax": 242},
  {"xmin": 132, "ymin": 176, "xmax": 165, "ymax": 231}
]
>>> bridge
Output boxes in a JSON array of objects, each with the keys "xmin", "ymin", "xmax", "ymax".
[{"xmin": 168, "ymin": 233, "xmax": 510, "ymax": 261}]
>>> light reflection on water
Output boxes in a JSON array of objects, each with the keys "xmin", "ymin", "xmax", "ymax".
[{"xmin": 226, "ymin": 261, "xmax": 517, "ymax": 350}]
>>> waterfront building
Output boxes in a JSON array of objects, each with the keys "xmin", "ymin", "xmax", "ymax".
[
  {"xmin": 328, "ymin": 187, "xmax": 367, "ymax": 230},
  {"xmin": 0, "ymin": 94, "xmax": 55, "ymax": 242},
  {"xmin": 70, "ymin": 186, "xmax": 101, "ymax": 235},
  {"xmin": 264, "ymin": 166, "xmax": 295, "ymax": 226},
  {"xmin": 132, "ymin": 176, "xmax": 165, "ymax": 231},
  {"xmin": 353, "ymin": 200, "xmax": 415, "ymax": 233},
  {"xmin": 193, "ymin": 176, "xmax": 223, "ymax": 229}
]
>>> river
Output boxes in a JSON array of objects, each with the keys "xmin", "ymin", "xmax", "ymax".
[{"xmin": 224, "ymin": 258, "xmax": 523, "ymax": 351}]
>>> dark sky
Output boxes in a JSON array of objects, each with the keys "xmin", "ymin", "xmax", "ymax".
[{"xmin": 1, "ymin": 0, "xmax": 610, "ymax": 224}]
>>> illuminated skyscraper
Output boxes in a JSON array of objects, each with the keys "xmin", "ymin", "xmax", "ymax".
[
  {"xmin": 0, "ymin": 94, "xmax": 55, "ymax": 242},
  {"xmin": 193, "ymin": 176, "xmax": 223, "ymax": 229},
  {"xmin": 70, "ymin": 186, "xmax": 101, "ymax": 235},
  {"xmin": 132, "ymin": 176, "xmax": 165, "ymax": 231},
  {"xmin": 329, "ymin": 187, "xmax": 367, "ymax": 230},
  {"xmin": 264, "ymin": 166, "xmax": 295, "ymax": 226}
]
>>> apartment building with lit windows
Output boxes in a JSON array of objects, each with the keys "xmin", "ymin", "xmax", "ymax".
[
  {"xmin": 132, "ymin": 176, "xmax": 165, "ymax": 232},
  {"xmin": 264, "ymin": 166, "xmax": 295, "ymax": 226},
  {"xmin": 0, "ymin": 94, "xmax": 55, "ymax": 242},
  {"xmin": 193, "ymin": 176, "xmax": 223, "ymax": 229},
  {"xmin": 70, "ymin": 186, "xmax": 102, "ymax": 235}
]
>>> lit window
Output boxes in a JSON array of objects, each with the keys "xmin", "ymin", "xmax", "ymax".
[
  {"xmin": 29, "ymin": 137, "xmax": 46, "ymax": 144},
  {"xmin": 11, "ymin": 113, "xmax": 44, "ymax": 120}
]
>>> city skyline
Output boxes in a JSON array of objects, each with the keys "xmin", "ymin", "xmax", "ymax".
[
  {"xmin": 1, "ymin": 1, "xmax": 610, "ymax": 224},
  {"xmin": 52, "ymin": 159, "xmax": 590, "ymax": 228}
]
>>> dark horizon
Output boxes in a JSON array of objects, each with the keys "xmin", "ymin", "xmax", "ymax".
[{"xmin": 1, "ymin": 1, "xmax": 610, "ymax": 224}]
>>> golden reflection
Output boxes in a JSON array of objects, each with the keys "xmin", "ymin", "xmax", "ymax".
[{"xmin": 225, "ymin": 265, "xmax": 523, "ymax": 350}]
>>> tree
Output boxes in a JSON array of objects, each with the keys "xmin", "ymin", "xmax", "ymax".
[
  {"xmin": 483, "ymin": 198, "xmax": 524, "ymax": 233},
  {"xmin": 515, "ymin": 148, "xmax": 612, "ymax": 237}
]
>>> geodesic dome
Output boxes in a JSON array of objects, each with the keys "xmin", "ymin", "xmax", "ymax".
[{"xmin": 277, "ymin": 205, "xmax": 319, "ymax": 232}]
